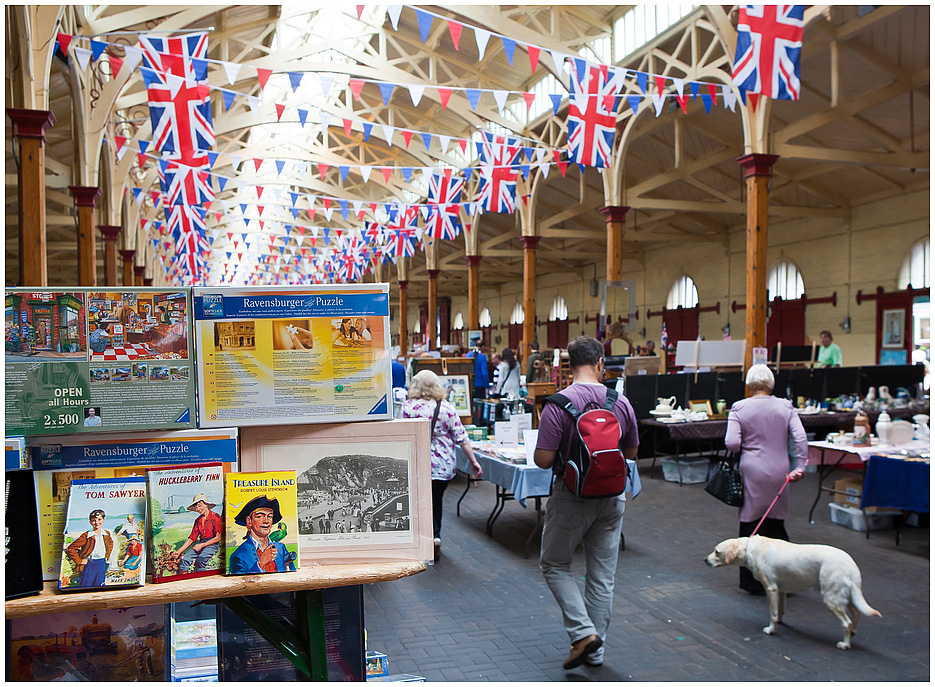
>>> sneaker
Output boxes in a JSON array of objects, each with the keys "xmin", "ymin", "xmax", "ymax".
[
  {"xmin": 563, "ymin": 634, "xmax": 602, "ymax": 670},
  {"xmin": 584, "ymin": 649, "xmax": 603, "ymax": 667},
  {"xmin": 433, "ymin": 538, "xmax": 441, "ymax": 560}
]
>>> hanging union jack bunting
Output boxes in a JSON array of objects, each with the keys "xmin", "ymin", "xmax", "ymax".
[
  {"xmin": 567, "ymin": 58, "xmax": 621, "ymax": 168},
  {"xmin": 732, "ymin": 5, "xmax": 805, "ymax": 101},
  {"xmin": 477, "ymin": 131, "xmax": 521, "ymax": 214},
  {"xmin": 425, "ymin": 169, "xmax": 464, "ymax": 240}
]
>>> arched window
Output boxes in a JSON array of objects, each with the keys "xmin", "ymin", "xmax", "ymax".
[
  {"xmin": 767, "ymin": 260, "xmax": 805, "ymax": 300},
  {"xmin": 452, "ymin": 312, "xmax": 464, "ymax": 330},
  {"xmin": 549, "ymin": 295, "xmax": 568, "ymax": 321},
  {"xmin": 509, "ymin": 301, "xmax": 525, "ymax": 324},
  {"xmin": 666, "ymin": 275, "xmax": 698, "ymax": 309},
  {"xmin": 899, "ymin": 237, "xmax": 930, "ymax": 289},
  {"xmin": 479, "ymin": 308, "xmax": 491, "ymax": 327}
]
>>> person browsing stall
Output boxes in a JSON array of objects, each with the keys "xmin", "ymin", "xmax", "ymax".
[
  {"xmin": 815, "ymin": 330, "xmax": 842, "ymax": 367},
  {"xmin": 724, "ymin": 364, "xmax": 807, "ymax": 594},
  {"xmin": 495, "ymin": 347, "xmax": 521, "ymax": 398},
  {"xmin": 534, "ymin": 336, "xmax": 639, "ymax": 670},
  {"xmin": 402, "ymin": 370, "xmax": 482, "ymax": 560},
  {"xmin": 464, "ymin": 338, "xmax": 489, "ymax": 399}
]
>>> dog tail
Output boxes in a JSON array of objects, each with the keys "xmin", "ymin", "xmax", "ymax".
[{"xmin": 851, "ymin": 584, "xmax": 881, "ymax": 618}]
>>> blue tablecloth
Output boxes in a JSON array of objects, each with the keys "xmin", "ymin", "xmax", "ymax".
[
  {"xmin": 861, "ymin": 455, "xmax": 930, "ymax": 512},
  {"xmin": 456, "ymin": 447, "xmax": 641, "ymax": 507}
]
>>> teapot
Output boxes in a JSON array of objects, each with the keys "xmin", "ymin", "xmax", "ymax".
[{"xmin": 655, "ymin": 396, "xmax": 677, "ymax": 413}]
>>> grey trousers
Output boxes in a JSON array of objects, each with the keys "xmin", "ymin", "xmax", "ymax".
[{"xmin": 539, "ymin": 483, "xmax": 625, "ymax": 657}]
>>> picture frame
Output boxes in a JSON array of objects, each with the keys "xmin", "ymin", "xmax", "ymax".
[
  {"xmin": 881, "ymin": 309, "xmax": 906, "ymax": 348},
  {"xmin": 239, "ymin": 419, "xmax": 432, "ymax": 564},
  {"xmin": 438, "ymin": 374, "xmax": 472, "ymax": 417},
  {"xmin": 689, "ymin": 399, "xmax": 713, "ymax": 415}
]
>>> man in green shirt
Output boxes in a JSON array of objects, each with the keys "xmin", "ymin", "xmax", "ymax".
[
  {"xmin": 816, "ymin": 330, "xmax": 843, "ymax": 367},
  {"xmin": 525, "ymin": 340, "xmax": 541, "ymax": 381}
]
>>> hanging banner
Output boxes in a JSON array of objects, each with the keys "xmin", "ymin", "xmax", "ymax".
[
  {"xmin": 4, "ymin": 288, "xmax": 197, "ymax": 436},
  {"xmin": 192, "ymin": 284, "xmax": 392, "ymax": 427}
]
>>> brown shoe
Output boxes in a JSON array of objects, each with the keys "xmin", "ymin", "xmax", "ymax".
[{"xmin": 562, "ymin": 634, "xmax": 602, "ymax": 670}]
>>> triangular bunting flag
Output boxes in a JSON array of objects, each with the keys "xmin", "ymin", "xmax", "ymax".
[
  {"xmin": 465, "ymin": 88, "xmax": 481, "ymax": 111},
  {"xmin": 387, "ymin": 5, "xmax": 403, "ymax": 31},
  {"xmin": 90, "ymin": 40, "xmax": 107, "ymax": 61},
  {"xmin": 256, "ymin": 67, "xmax": 272, "ymax": 90},
  {"xmin": 408, "ymin": 83, "xmax": 425, "ymax": 107},
  {"xmin": 416, "ymin": 8, "xmax": 433, "ymax": 43},
  {"xmin": 447, "ymin": 20, "xmax": 462, "ymax": 50},
  {"xmin": 74, "ymin": 47, "xmax": 92, "ymax": 71},
  {"xmin": 349, "ymin": 77, "xmax": 365, "ymax": 101},
  {"xmin": 275, "ymin": 103, "xmax": 286, "ymax": 121},
  {"xmin": 501, "ymin": 37, "xmax": 516, "ymax": 65},
  {"xmin": 223, "ymin": 60, "xmax": 241, "ymax": 85},
  {"xmin": 437, "ymin": 87, "xmax": 452, "ymax": 109},
  {"xmin": 492, "ymin": 90, "xmax": 508, "ymax": 112},
  {"xmin": 402, "ymin": 130, "xmax": 413, "ymax": 148},
  {"xmin": 474, "ymin": 28, "xmax": 491, "ymax": 60},
  {"xmin": 379, "ymin": 82, "xmax": 395, "ymax": 105},
  {"xmin": 56, "ymin": 32, "xmax": 73, "ymax": 55},
  {"xmin": 527, "ymin": 45, "xmax": 540, "ymax": 74},
  {"xmin": 288, "ymin": 71, "xmax": 303, "ymax": 92}
]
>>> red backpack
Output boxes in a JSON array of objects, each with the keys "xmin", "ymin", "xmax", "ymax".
[{"xmin": 545, "ymin": 388, "xmax": 629, "ymax": 498}]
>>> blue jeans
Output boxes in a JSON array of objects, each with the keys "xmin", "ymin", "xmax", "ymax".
[
  {"xmin": 79, "ymin": 557, "xmax": 108, "ymax": 587},
  {"xmin": 539, "ymin": 482, "xmax": 625, "ymax": 658},
  {"xmin": 179, "ymin": 543, "xmax": 219, "ymax": 572}
]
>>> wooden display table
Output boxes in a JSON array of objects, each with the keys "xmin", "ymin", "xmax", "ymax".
[{"xmin": 5, "ymin": 560, "xmax": 425, "ymax": 619}]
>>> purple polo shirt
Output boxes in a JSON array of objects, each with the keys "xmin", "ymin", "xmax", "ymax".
[{"xmin": 536, "ymin": 382, "xmax": 639, "ymax": 474}]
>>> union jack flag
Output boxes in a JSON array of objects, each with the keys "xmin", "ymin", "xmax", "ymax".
[
  {"xmin": 567, "ymin": 58, "xmax": 621, "ymax": 168},
  {"xmin": 732, "ymin": 5, "xmax": 804, "ymax": 100},
  {"xmin": 477, "ymin": 132, "xmax": 521, "ymax": 213},
  {"xmin": 158, "ymin": 161, "xmax": 214, "ymax": 206},
  {"xmin": 166, "ymin": 205, "xmax": 210, "ymax": 280},
  {"xmin": 425, "ymin": 169, "xmax": 464, "ymax": 239}
]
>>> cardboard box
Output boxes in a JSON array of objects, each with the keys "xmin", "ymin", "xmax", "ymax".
[
  {"xmin": 366, "ymin": 651, "xmax": 389, "ymax": 677},
  {"xmin": 833, "ymin": 477, "xmax": 864, "ymax": 507}
]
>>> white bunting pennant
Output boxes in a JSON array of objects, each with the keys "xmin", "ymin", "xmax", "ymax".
[
  {"xmin": 387, "ymin": 5, "xmax": 403, "ymax": 31},
  {"xmin": 474, "ymin": 28, "xmax": 491, "ymax": 60},
  {"xmin": 549, "ymin": 49, "xmax": 566, "ymax": 74},
  {"xmin": 721, "ymin": 84, "xmax": 737, "ymax": 112},
  {"xmin": 74, "ymin": 46, "xmax": 92, "ymax": 71},
  {"xmin": 673, "ymin": 77, "xmax": 685, "ymax": 97},
  {"xmin": 408, "ymin": 84, "xmax": 425, "ymax": 106},
  {"xmin": 492, "ymin": 89, "xmax": 508, "ymax": 112},
  {"xmin": 247, "ymin": 95, "xmax": 260, "ymax": 116},
  {"xmin": 651, "ymin": 92, "xmax": 665, "ymax": 116},
  {"xmin": 223, "ymin": 61, "xmax": 241, "ymax": 85},
  {"xmin": 381, "ymin": 124, "xmax": 395, "ymax": 145},
  {"xmin": 319, "ymin": 73, "xmax": 334, "ymax": 96},
  {"xmin": 228, "ymin": 154, "xmax": 242, "ymax": 170},
  {"xmin": 360, "ymin": 165, "xmax": 372, "ymax": 182},
  {"xmin": 323, "ymin": 206, "xmax": 335, "ymax": 221},
  {"xmin": 437, "ymin": 134, "xmax": 450, "ymax": 153},
  {"xmin": 123, "ymin": 45, "xmax": 143, "ymax": 71},
  {"xmin": 320, "ymin": 111, "xmax": 332, "ymax": 139}
]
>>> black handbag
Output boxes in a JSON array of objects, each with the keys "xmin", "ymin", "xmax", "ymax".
[{"xmin": 705, "ymin": 457, "xmax": 744, "ymax": 507}]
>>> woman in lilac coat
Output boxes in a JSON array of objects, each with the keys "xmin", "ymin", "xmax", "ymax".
[{"xmin": 725, "ymin": 364, "xmax": 807, "ymax": 594}]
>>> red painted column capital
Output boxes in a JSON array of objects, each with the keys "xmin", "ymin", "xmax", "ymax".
[
  {"xmin": 465, "ymin": 255, "xmax": 483, "ymax": 267},
  {"xmin": 134, "ymin": 265, "xmax": 145, "ymax": 277},
  {"xmin": 69, "ymin": 186, "xmax": 102, "ymax": 207},
  {"xmin": 118, "ymin": 249, "xmax": 136, "ymax": 264},
  {"xmin": 143, "ymin": 278, "xmax": 153, "ymax": 286},
  {"xmin": 7, "ymin": 108, "xmax": 56, "ymax": 140},
  {"xmin": 520, "ymin": 235, "xmax": 541, "ymax": 250},
  {"xmin": 599, "ymin": 205, "xmax": 630, "ymax": 223},
  {"xmin": 736, "ymin": 153, "xmax": 780, "ymax": 178},
  {"xmin": 98, "ymin": 225, "xmax": 122, "ymax": 242},
  {"xmin": 426, "ymin": 269, "xmax": 440, "ymax": 280},
  {"xmin": 398, "ymin": 279, "xmax": 408, "ymax": 289}
]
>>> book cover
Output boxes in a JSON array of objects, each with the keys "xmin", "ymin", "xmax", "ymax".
[
  {"xmin": 147, "ymin": 462, "xmax": 224, "ymax": 583},
  {"xmin": 224, "ymin": 471, "xmax": 299, "ymax": 575},
  {"xmin": 9, "ymin": 605, "xmax": 166, "ymax": 681},
  {"xmin": 59, "ymin": 477, "xmax": 147, "ymax": 590}
]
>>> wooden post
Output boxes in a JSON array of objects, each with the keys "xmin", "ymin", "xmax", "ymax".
[
  {"xmin": 737, "ymin": 153, "xmax": 779, "ymax": 372},
  {"xmin": 119, "ymin": 249, "xmax": 136, "ymax": 287},
  {"xmin": 8, "ymin": 109, "xmax": 55, "ymax": 286},
  {"xmin": 521, "ymin": 236, "xmax": 541, "ymax": 363},
  {"xmin": 69, "ymin": 186, "xmax": 102, "ymax": 286},
  {"xmin": 134, "ymin": 265, "xmax": 145, "ymax": 286},
  {"xmin": 466, "ymin": 255, "xmax": 482, "ymax": 330},
  {"xmin": 599, "ymin": 205, "xmax": 629, "ymax": 283},
  {"xmin": 426, "ymin": 269, "xmax": 439, "ymax": 351},
  {"xmin": 398, "ymin": 280, "xmax": 409, "ymax": 357},
  {"xmin": 97, "ymin": 225, "xmax": 121, "ymax": 287}
]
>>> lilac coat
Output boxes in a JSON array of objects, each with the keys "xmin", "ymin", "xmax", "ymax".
[{"xmin": 725, "ymin": 395, "xmax": 808, "ymax": 522}]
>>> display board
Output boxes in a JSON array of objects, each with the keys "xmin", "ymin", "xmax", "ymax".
[
  {"xmin": 5, "ymin": 288, "xmax": 196, "ymax": 436},
  {"xmin": 193, "ymin": 285, "xmax": 392, "ymax": 427}
]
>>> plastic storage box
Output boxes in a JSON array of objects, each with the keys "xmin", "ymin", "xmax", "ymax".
[
  {"xmin": 828, "ymin": 502, "xmax": 901, "ymax": 531},
  {"xmin": 366, "ymin": 651, "xmax": 389, "ymax": 678},
  {"xmin": 659, "ymin": 457, "xmax": 710, "ymax": 484}
]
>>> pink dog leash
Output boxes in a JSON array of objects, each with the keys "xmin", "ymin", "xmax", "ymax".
[{"xmin": 749, "ymin": 476, "xmax": 792, "ymax": 537}]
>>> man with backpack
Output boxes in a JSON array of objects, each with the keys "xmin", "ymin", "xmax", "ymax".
[{"xmin": 534, "ymin": 335, "xmax": 639, "ymax": 670}]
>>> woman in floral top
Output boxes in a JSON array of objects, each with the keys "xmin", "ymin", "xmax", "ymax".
[{"xmin": 403, "ymin": 370, "xmax": 482, "ymax": 559}]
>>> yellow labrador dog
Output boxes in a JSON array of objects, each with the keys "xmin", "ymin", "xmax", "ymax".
[{"xmin": 705, "ymin": 536, "xmax": 881, "ymax": 649}]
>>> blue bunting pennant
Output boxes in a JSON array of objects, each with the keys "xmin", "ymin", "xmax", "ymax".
[
  {"xmin": 501, "ymin": 36, "xmax": 516, "ymax": 66},
  {"xmin": 690, "ymin": 82, "xmax": 700, "ymax": 100},
  {"xmin": 627, "ymin": 95, "xmax": 641, "ymax": 115},
  {"xmin": 379, "ymin": 82, "xmax": 395, "ymax": 105},
  {"xmin": 192, "ymin": 58, "xmax": 208, "ymax": 81},
  {"xmin": 549, "ymin": 94, "xmax": 562, "ymax": 115},
  {"xmin": 362, "ymin": 121, "xmax": 373, "ymax": 141},
  {"xmin": 465, "ymin": 89, "xmax": 481, "ymax": 111},
  {"xmin": 297, "ymin": 108, "xmax": 308, "ymax": 126},
  {"xmin": 288, "ymin": 71, "xmax": 303, "ymax": 92},
  {"xmin": 416, "ymin": 8, "xmax": 433, "ymax": 43},
  {"xmin": 217, "ymin": 176, "xmax": 228, "ymax": 192},
  {"xmin": 339, "ymin": 200, "xmax": 349, "ymax": 219},
  {"xmin": 222, "ymin": 89, "xmax": 236, "ymax": 111},
  {"xmin": 140, "ymin": 67, "xmax": 158, "ymax": 88},
  {"xmin": 275, "ymin": 159, "xmax": 285, "ymax": 175},
  {"xmin": 339, "ymin": 165, "xmax": 350, "ymax": 182},
  {"xmin": 574, "ymin": 57, "xmax": 588, "ymax": 84},
  {"xmin": 207, "ymin": 151, "xmax": 219, "ymax": 167},
  {"xmin": 636, "ymin": 72, "xmax": 648, "ymax": 93},
  {"xmin": 90, "ymin": 40, "xmax": 107, "ymax": 61},
  {"xmin": 701, "ymin": 92, "xmax": 713, "ymax": 113},
  {"xmin": 420, "ymin": 132, "xmax": 433, "ymax": 149}
]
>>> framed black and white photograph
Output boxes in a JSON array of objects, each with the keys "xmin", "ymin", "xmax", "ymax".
[
  {"xmin": 882, "ymin": 309, "xmax": 905, "ymax": 348},
  {"xmin": 240, "ymin": 419, "xmax": 432, "ymax": 564}
]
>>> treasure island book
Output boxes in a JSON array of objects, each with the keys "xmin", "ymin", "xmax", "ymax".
[
  {"xmin": 59, "ymin": 476, "xmax": 147, "ymax": 590},
  {"xmin": 225, "ymin": 470, "xmax": 299, "ymax": 575}
]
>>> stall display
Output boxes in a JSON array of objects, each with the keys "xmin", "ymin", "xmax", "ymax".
[
  {"xmin": 192, "ymin": 284, "xmax": 392, "ymax": 428},
  {"xmin": 5, "ymin": 288, "xmax": 196, "ymax": 436},
  {"xmin": 31, "ymin": 428, "xmax": 237, "ymax": 581},
  {"xmin": 224, "ymin": 471, "xmax": 299, "ymax": 575},
  {"xmin": 239, "ymin": 419, "xmax": 432, "ymax": 564},
  {"xmin": 146, "ymin": 462, "xmax": 225, "ymax": 583},
  {"xmin": 58, "ymin": 477, "xmax": 147, "ymax": 590}
]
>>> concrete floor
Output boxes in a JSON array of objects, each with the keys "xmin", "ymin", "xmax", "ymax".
[{"xmin": 364, "ymin": 462, "xmax": 929, "ymax": 681}]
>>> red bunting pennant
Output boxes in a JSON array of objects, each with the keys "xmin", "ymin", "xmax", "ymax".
[
  {"xmin": 676, "ymin": 94, "xmax": 688, "ymax": 113},
  {"xmin": 655, "ymin": 75, "xmax": 666, "ymax": 96},
  {"xmin": 254, "ymin": 158, "xmax": 263, "ymax": 172},
  {"xmin": 553, "ymin": 150, "xmax": 568, "ymax": 177},
  {"xmin": 108, "ymin": 54, "xmax": 124, "ymax": 75},
  {"xmin": 256, "ymin": 67, "xmax": 272, "ymax": 90},
  {"xmin": 150, "ymin": 190, "xmax": 161, "ymax": 203},
  {"xmin": 343, "ymin": 118, "xmax": 353, "ymax": 137},
  {"xmin": 358, "ymin": 208, "xmax": 366, "ymax": 220},
  {"xmin": 56, "ymin": 33, "xmax": 73, "ymax": 54},
  {"xmin": 437, "ymin": 87, "xmax": 453, "ymax": 109},
  {"xmin": 356, "ymin": 5, "xmax": 364, "ymax": 19},
  {"xmin": 349, "ymin": 78, "xmax": 365, "ymax": 101},
  {"xmin": 323, "ymin": 198, "xmax": 332, "ymax": 210},
  {"xmin": 370, "ymin": 203, "xmax": 377, "ymax": 213},
  {"xmin": 318, "ymin": 163, "xmax": 328, "ymax": 180},
  {"xmin": 114, "ymin": 135, "xmax": 127, "ymax": 151},
  {"xmin": 748, "ymin": 93, "xmax": 759, "ymax": 112},
  {"xmin": 258, "ymin": 206, "xmax": 265, "ymax": 216},
  {"xmin": 707, "ymin": 83, "xmax": 718, "ymax": 100},
  {"xmin": 447, "ymin": 20, "xmax": 462, "ymax": 50},
  {"xmin": 402, "ymin": 130, "xmax": 413, "ymax": 148},
  {"xmin": 137, "ymin": 152, "xmax": 147, "ymax": 169},
  {"xmin": 527, "ymin": 45, "xmax": 540, "ymax": 74},
  {"xmin": 459, "ymin": 139, "xmax": 467, "ymax": 154},
  {"xmin": 523, "ymin": 92, "xmax": 535, "ymax": 111},
  {"xmin": 381, "ymin": 167, "xmax": 392, "ymax": 183},
  {"xmin": 256, "ymin": 185, "xmax": 264, "ymax": 199},
  {"xmin": 275, "ymin": 103, "xmax": 286, "ymax": 121}
]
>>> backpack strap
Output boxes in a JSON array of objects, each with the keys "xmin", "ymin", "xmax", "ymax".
[
  {"xmin": 544, "ymin": 392, "xmax": 581, "ymax": 420},
  {"xmin": 603, "ymin": 387, "xmax": 618, "ymax": 411},
  {"xmin": 430, "ymin": 400, "xmax": 442, "ymax": 435}
]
